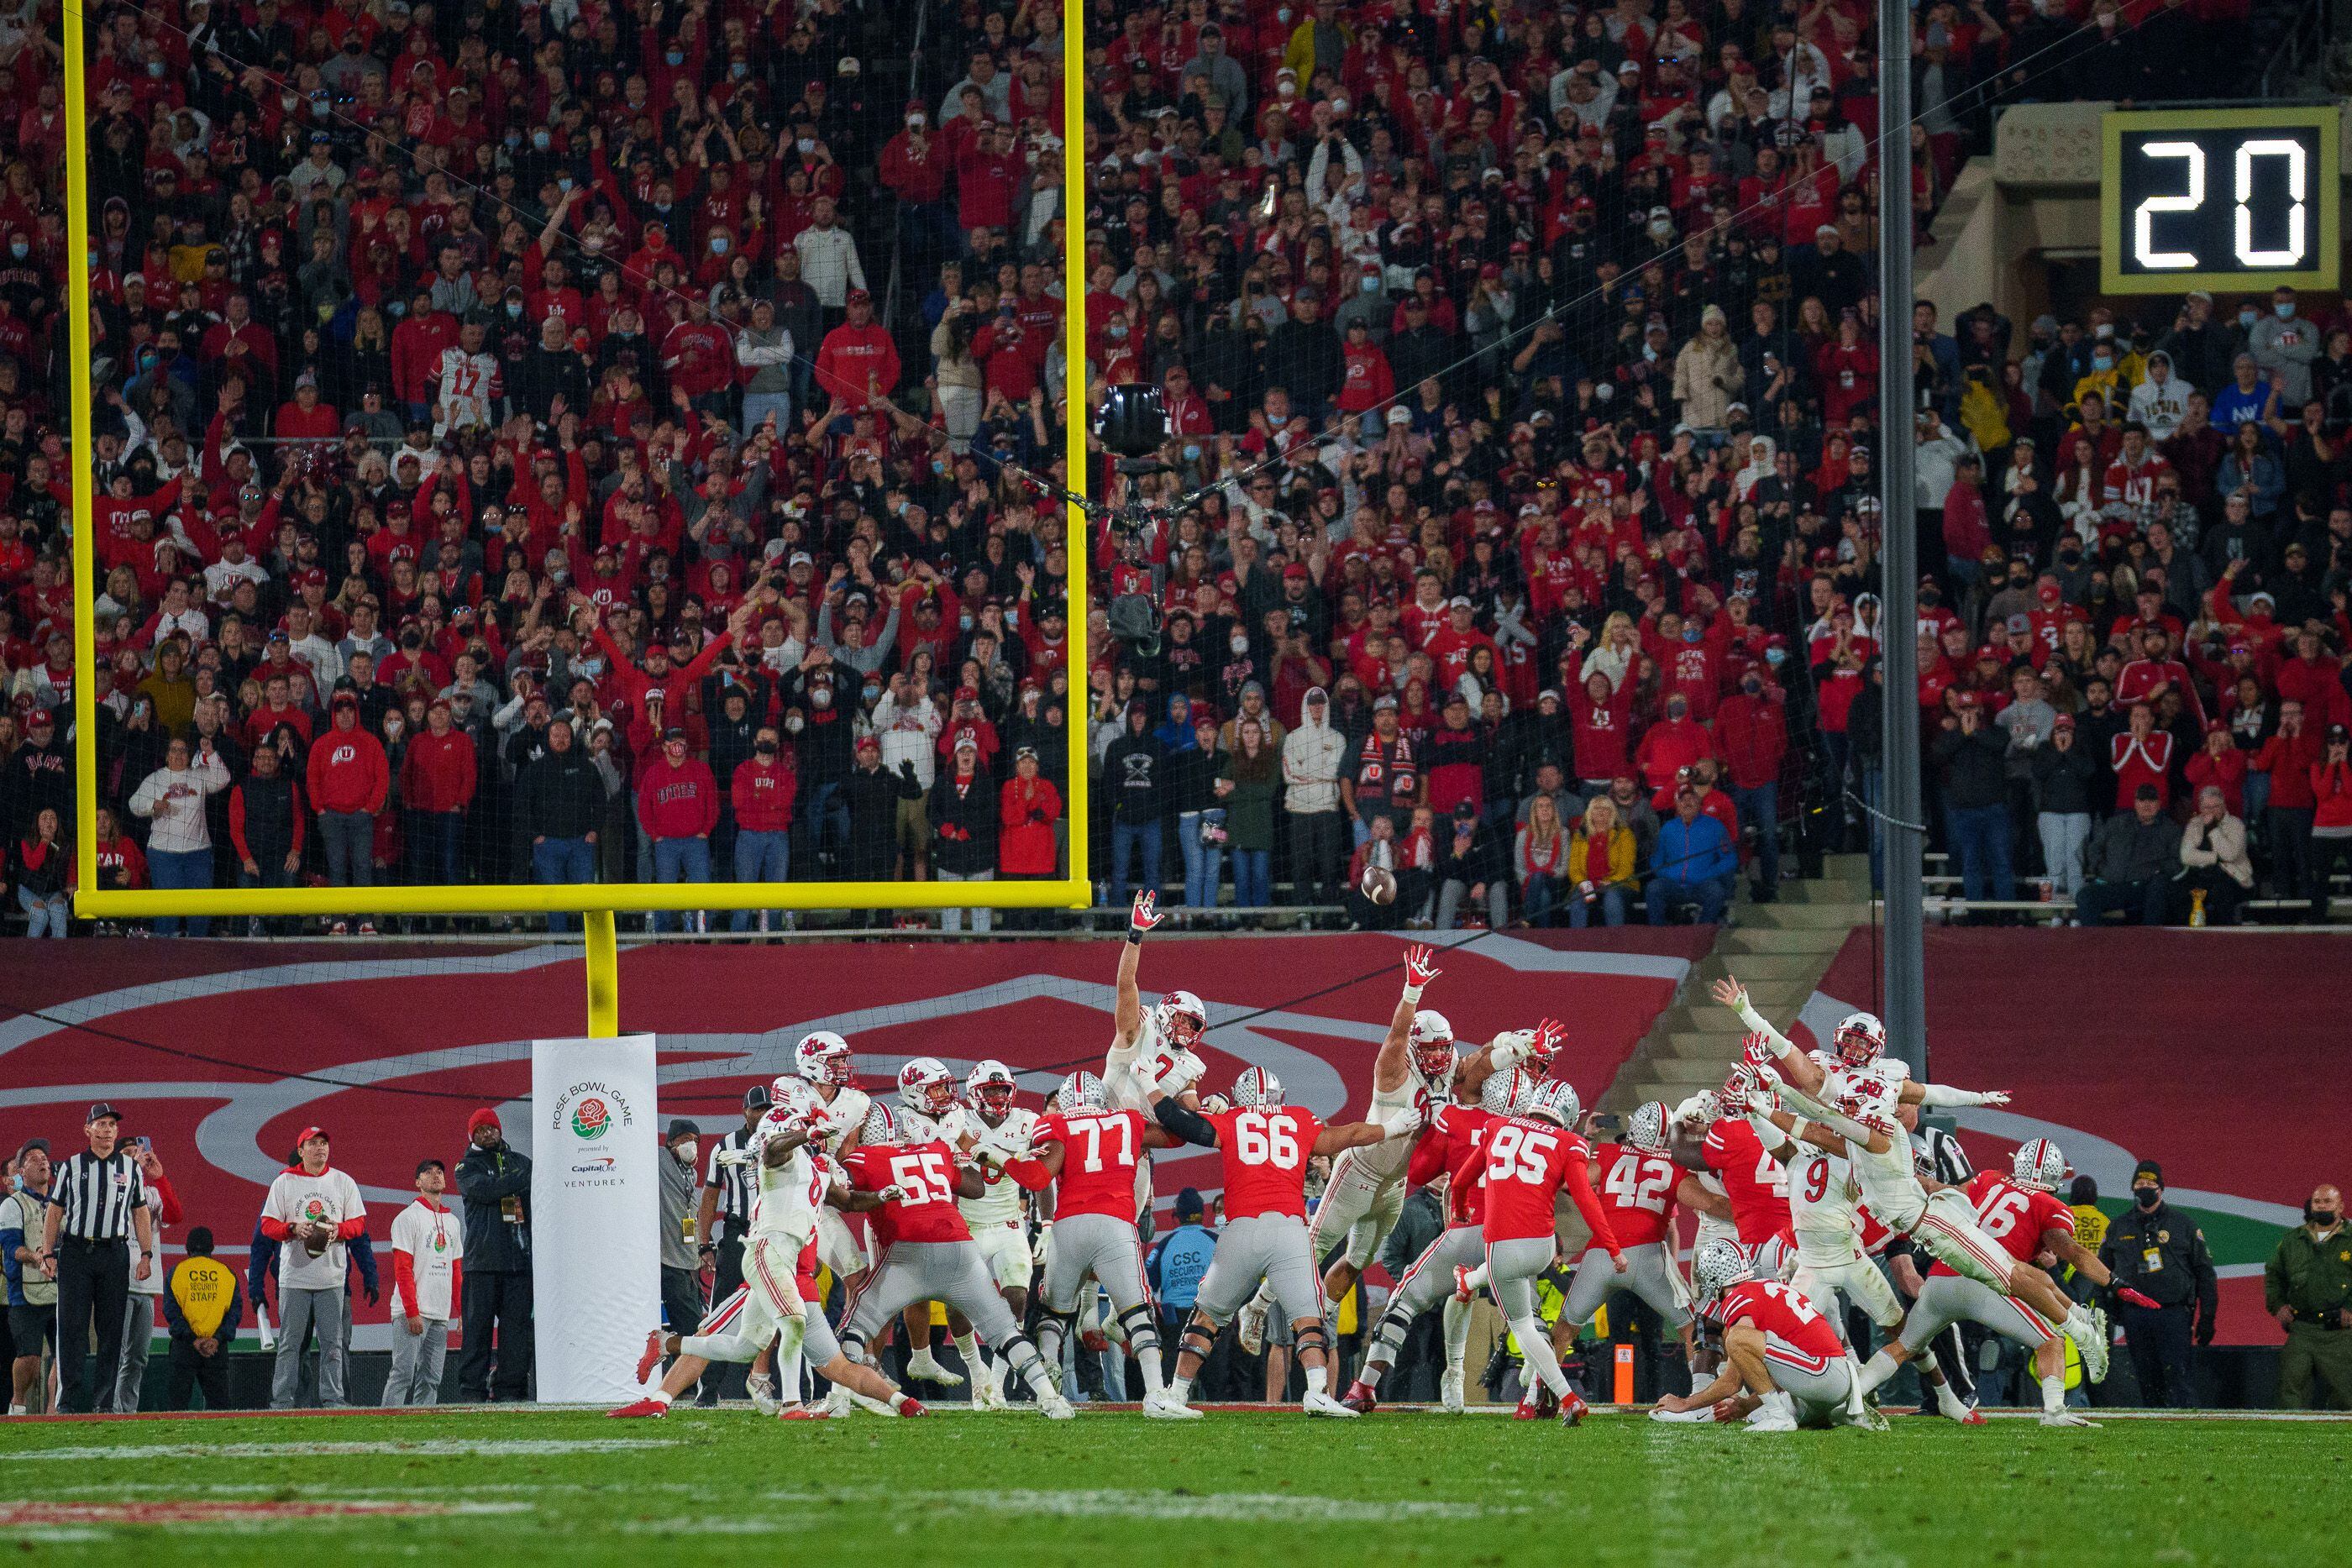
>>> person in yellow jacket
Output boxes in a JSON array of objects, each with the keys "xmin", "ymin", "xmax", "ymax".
[
  {"xmin": 1566, "ymin": 794, "xmax": 1639, "ymax": 927},
  {"xmin": 163, "ymin": 1226, "xmax": 244, "ymax": 1409}
]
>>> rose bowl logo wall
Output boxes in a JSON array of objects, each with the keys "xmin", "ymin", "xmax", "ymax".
[{"xmin": 551, "ymin": 1080, "xmax": 636, "ymax": 1188}]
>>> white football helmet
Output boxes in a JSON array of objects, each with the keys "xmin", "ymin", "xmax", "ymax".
[
  {"xmin": 795, "ymin": 1030, "xmax": 856, "ymax": 1086},
  {"xmin": 1624, "ymin": 1101, "xmax": 1668, "ymax": 1152},
  {"xmin": 1683, "ymin": 1089, "xmax": 1728, "ymax": 1129},
  {"xmin": 1056, "ymin": 1070, "xmax": 1107, "ymax": 1112},
  {"xmin": 1525, "ymin": 1079, "xmax": 1580, "ymax": 1128},
  {"xmin": 1692, "ymin": 1236, "xmax": 1755, "ymax": 1298},
  {"xmin": 966, "ymin": 1059, "xmax": 1018, "ymax": 1115},
  {"xmin": 1408, "ymin": 1010, "xmax": 1459, "ymax": 1088},
  {"xmin": 2013, "ymin": 1137, "xmax": 2068, "ymax": 1192},
  {"xmin": 1230, "ymin": 1065, "xmax": 1283, "ymax": 1109},
  {"xmin": 897, "ymin": 1057, "xmax": 956, "ymax": 1119},
  {"xmin": 1481, "ymin": 1065, "xmax": 1540, "ymax": 1116},
  {"xmin": 1156, "ymin": 989, "xmax": 1208, "ymax": 1048},
  {"xmin": 1833, "ymin": 1010, "xmax": 1887, "ymax": 1070},
  {"xmin": 860, "ymin": 1103, "xmax": 907, "ymax": 1146}
]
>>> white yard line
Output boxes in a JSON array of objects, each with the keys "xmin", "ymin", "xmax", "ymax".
[{"xmin": 3, "ymin": 1438, "xmax": 677, "ymax": 1461}]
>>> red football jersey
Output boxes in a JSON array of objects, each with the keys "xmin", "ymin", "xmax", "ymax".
[
  {"xmin": 1032, "ymin": 1109, "xmax": 1150, "ymax": 1223},
  {"xmin": 1719, "ymin": 1278, "xmax": 1845, "ymax": 1364},
  {"xmin": 1589, "ymin": 1142, "xmax": 1680, "ymax": 1248},
  {"xmin": 1703, "ymin": 1116, "xmax": 1793, "ymax": 1245},
  {"xmin": 1928, "ymin": 1172, "xmax": 2075, "ymax": 1278},
  {"xmin": 842, "ymin": 1140, "xmax": 972, "ymax": 1245},
  {"xmin": 1478, "ymin": 1119, "xmax": 1618, "ymax": 1249},
  {"xmin": 1408, "ymin": 1104, "xmax": 1495, "ymax": 1227},
  {"xmin": 1208, "ymin": 1106, "xmax": 1324, "ymax": 1219}
]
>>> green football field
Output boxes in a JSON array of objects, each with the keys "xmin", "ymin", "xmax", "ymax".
[{"xmin": 0, "ymin": 1405, "xmax": 2339, "ymax": 1565}]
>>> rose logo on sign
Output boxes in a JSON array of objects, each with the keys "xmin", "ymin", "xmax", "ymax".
[{"xmin": 571, "ymin": 1097, "xmax": 611, "ymax": 1141}]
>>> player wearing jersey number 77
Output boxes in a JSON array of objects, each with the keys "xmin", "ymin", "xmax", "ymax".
[{"xmin": 1145, "ymin": 1062, "xmax": 1422, "ymax": 1418}]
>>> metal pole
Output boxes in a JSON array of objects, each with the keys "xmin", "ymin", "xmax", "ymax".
[{"xmin": 1874, "ymin": 0, "xmax": 1927, "ymax": 1070}]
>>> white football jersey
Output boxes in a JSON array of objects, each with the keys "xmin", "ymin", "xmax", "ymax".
[
  {"xmin": 1785, "ymin": 1145, "xmax": 1867, "ymax": 1266},
  {"xmin": 1840, "ymin": 1117, "xmax": 1927, "ymax": 1230},
  {"xmin": 810, "ymin": 1083, "xmax": 871, "ymax": 1157},
  {"xmin": 946, "ymin": 1105, "xmax": 1037, "ymax": 1227},
  {"xmin": 746, "ymin": 1111, "xmax": 827, "ymax": 1248},
  {"xmin": 1693, "ymin": 1169, "xmax": 1737, "ymax": 1252},
  {"xmin": 1105, "ymin": 1015, "xmax": 1205, "ymax": 1113}
]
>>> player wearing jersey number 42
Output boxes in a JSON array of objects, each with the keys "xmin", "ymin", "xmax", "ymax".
[{"xmin": 1144, "ymin": 1061, "xmax": 1423, "ymax": 1418}]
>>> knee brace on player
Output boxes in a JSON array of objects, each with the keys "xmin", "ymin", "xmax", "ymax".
[
  {"xmin": 1179, "ymin": 1321, "xmax": 1217, "ymax": 1362},
  {"xmin": 1116, "ymin": 1304, "xmax": 1158, "ymax": 1351},
  {"xmin": 1294, "ymin": 1321, "xmax": 1331, "ymax": 1360}
]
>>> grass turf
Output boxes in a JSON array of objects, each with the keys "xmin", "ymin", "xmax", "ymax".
[{"xmin": 0, "ymin": 1404, "xmax": 2335, "ymax": 1565}]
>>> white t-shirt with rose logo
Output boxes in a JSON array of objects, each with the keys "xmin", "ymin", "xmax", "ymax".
[
  {"xmin": 390, "ymin": 1198, "xmax": 465, "ymax": 1321},
  {"xmin": 261, "ymin": 1166, "xmax": 366, "ymax": 1292}
]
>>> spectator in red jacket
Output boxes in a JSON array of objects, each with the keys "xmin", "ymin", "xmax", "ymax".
[
  {"xmin": 998, "ymin": 745, "xmax": 1063, "ymax": 919},
  {"xmin": 727, "ymin": 725, "xmax": 796, "ymax": 932},
  {"xmin": 638, "ymin": 727, "xmax": 719, "ymax": 932},
  {"xmin": 2308, "ymin": 726, "xmax": 2352, "ymax": 923},
  {"xmin": 2255, "ymin": 700, "xmax": 2322, "ymax": 905},
  {"xmin": 1635, "ymin": 695, "xmax": 1709, "ymax": 792},
  {"xmin": 307, "ymin": 693, "xmax": 390, "ymax": 889},
  {"xmin": 1714, "ymin": 671, "xmax": 1789, "ymax": 899},
  {"xmin": 2184, "ymin": 723, "xmax": 2249, "ymax": 819},
  {"xmin": 813, "ymin": 288, "xmax": 901, "ymax": 415},
  {"xmin": 400, "ymin": 698, "xmax": 478, "ymax": 889},
  {"xmin": 2111, "ymin": 700, "xmax": 2176, "ymax": 810},
  {"xmin": 1572, "ymin": 669, "xmax": 1635, "ymax": 794}
]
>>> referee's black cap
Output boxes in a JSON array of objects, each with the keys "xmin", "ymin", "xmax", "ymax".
[{"xmin": 87, "ymin": 1102, "xmax": 122, "ymax": 1124}]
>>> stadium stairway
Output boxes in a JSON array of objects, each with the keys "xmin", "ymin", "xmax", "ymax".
[{"xmin": 1597, "ymin": 855, "xmax": 1872, "ymax": 1114}]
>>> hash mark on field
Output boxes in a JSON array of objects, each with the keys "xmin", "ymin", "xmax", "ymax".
[
  {"xmin": 0, "ymin": 1501, "xmax": 533, "ymax": 1527},
  {"xmin": 755, "ymin": 1487, "xmax": 1523, "ymax": 1523},
  {"xmin": 6, "ymin": 1438, "xmax": 676, "ymax": 1461}
]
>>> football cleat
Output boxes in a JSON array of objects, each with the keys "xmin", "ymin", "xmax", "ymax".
[
  {"xmin": 2070, "ymin": 1306, "xmax": 2112, "ymax": 1384},
  {"xmin": 747, "ymin": 1371, "xmax": 780, "ymax": 1416},
  {"xmin": 1559, "ymin": 1390, "xmax": 1589, "ymax": 1428},
  {"xmin": 824, "ymin": 1385, "xmax": 855, "ymax": 1418},
  {"xmin": 1438, "ymin": 1368, "xmax": 1465, "ymax": 1413},
  {"xmin": 906, "ymin": 1348, "xmax": 963, "ymax": 1387},
  {"xmin": 607, "ymin": 1398, "xmax": 668, "ymax": 1419},
  {"xmin": 634, "ymin": 1329, "xmax": 665, "ymax": 1386},
  {"xmin": 1339, "ymin": 1380, "xmax": 1378, "ymax": 1415},
  {"xmin": 2040, "ymin": 1409, "xmax": 2097, "ymax": 1428},
  {"xmin": 1142, "ymin": 1393, "xmax": 1203, "ymax": 1419},
  {"xmin": 1530, "ymin": 1383, "xmax": 1560, "ymax": 1419},
  {"xmin": 1303, "ymin": 1389, "xmax": 1359, "ymax": 1418},
  {"xmin": 1452, "ymin": 1265, "xmax": 1477, "ymax": 1305},
  {"xmin": 1236, "ymin": 1297, "xmax": 1270, "ymax": 1356},
  {"xmin": 1038, "ymin": 1392, "xmax": 1076, "ymax": 1420},
  {"xmin": 1513, "ymin": 1396, "xmax": 1546, "ymax": 1421},
  {"xmin": 780, "ymin": 1406, "xmax": 831, "ymax": 1421},
  {"xmin": 1954, "ymin": 1403, "xmax": 1987, "ymax": 1425},
  {"xmin": 1646, "ymin": 1403, "xmax": 1714, "ymax": 1424},
  {"xmin": 894, "ymin": 1395, "xmax": 928, "ymax": 1418}
]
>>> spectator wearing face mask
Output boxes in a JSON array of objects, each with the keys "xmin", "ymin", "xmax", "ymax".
[{"xmin": 654, "ymin": 1120, "xmax": 706, "ymax": 1398}]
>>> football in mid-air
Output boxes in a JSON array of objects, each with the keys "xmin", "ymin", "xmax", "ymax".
[{"xmin": 1360, "ymin": 866, "xmax": 1396, "ymax": 905}]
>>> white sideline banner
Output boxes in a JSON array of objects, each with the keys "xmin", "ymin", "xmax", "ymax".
[{"xmin": 532, "ymin": 1034, "xmax": 661, "ymax": 1404}]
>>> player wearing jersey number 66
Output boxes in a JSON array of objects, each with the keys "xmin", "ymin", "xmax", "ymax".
[
  {"xmin": 1145, "ymin": 1062, "xmax": 1422, "ymax": 1418},
  {"xmin": 1448, "ymin": 1062, "xmax": 1621, "ymax": 1428}
]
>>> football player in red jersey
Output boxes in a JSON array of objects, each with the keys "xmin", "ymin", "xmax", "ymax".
[
  {"xmin": 1872, "ymin": 1138, "xmax": 2155, "ymax": 1428},
  {"xmin": 1146, "ymin": 1064, "xmax": 1421, "ymax": 1417},
  {"xmin": 1454, "ymin": 1072, "xmax": 1623, "ymax": 1426},
  {"xmin": 1670, "ymin": 1066, "xmax": 1793, "ymax": 1247},
  {"xmin": 1654, "ymin": 1240, "xmax": 1873, "ymax": 1431},
  {"xmin": 1340, "ymin": 1065, "xmax": 1544, "ymax": 1414},
  {"xmin": 836, "ymin": 1105, "xmax": 1074, "ymax": 1419},
  {"xmin": 1562, "ymin": 1099, "xmax": 1720, "ymax": 1361},
  {"xmin": 1004, "ymin": 1068, "xmax": 1199, "ymax": 1419}
]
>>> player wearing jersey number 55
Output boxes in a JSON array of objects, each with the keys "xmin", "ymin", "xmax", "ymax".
[
  {"xmin": 1451, "ymin": 1062, "xmax": 1622, "ymax": 1428},
  {"xmin": 1147, "ymin": 1063, "xmax": 1423, "ymax": 1418}
]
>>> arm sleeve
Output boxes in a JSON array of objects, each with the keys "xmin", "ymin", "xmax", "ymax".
[
  {"xmin": 1152, "ymin": 1097, "xmax": 1220, "ymax": 1149},
  {"xmin": 1562, "ymin": 1153, "xmax": 1620, "ymax": 1255},
  {"xmin": 1000, "ymin": 1157, "xmax": 1052, "ymax": 1193},
  {"xmin": 392, "ymin": 1248, "xmax": 419, "ymax": 1317},
  {"xmin": 1915, "ymin": 1083, "xmax": 2002, "ymax": 1108},
  {"xmin": 1734, "ymin": 997, "xmax": 1798, "ymax": 1057}
]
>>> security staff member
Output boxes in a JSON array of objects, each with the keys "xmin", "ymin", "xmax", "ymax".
[
  {"xmin": 2265, "ymin": 1184, "xmax": 2352, "ymax": 1410},
  {"xmin": 693, "ymin": 1083, "xmax": 769, "ymax": 1405},
  {"xmin": 2098, "ymin": 1159, "xmax": 2217, "ymax": 1408},
  {"xmin": 40, "ymin": 1103, "xmax": 155, "ymax": 1413},
  {"xmin": 657, "ymin": 1119, "xmax": 706, "ymax": 1400},
  {"xmin": 162, "ymin": 1225, "xmax": 244, "ymax": 1409}
]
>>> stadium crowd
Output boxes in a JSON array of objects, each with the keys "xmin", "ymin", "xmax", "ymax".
[{"xmin": 0, "ymin": 0, "xmax": 2342, "ymax": 935}]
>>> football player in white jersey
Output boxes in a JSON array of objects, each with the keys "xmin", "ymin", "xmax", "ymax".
[
  {"xmin": 886, "ymin": 1056, "xmax": 968, "ymax": 1388},
  {"xmin": 1102, "ymin": 891, "xmax": 1210, "ymax": 1204},
  {"xmin": 1709, "ymin": 974, "xmax": 2008, "ymax": 1127},
  {"xmin": 934, "ymin": 1059, "xmax": 1037, "ymax": 1409},
  {"xmin": 612, "ymin": 1081, "xmax": 919, "ymax": 1419},
  {"xmin": 758, "ymin": 1030, "xmax": 874, "ymax": 1413}
]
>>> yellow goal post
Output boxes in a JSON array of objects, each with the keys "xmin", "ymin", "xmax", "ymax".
[{"xmin": 64, "ymin": 0, "xmax": 1097, "ymax": 956}]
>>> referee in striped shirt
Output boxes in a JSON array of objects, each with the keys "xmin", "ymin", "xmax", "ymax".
[{"xmin": 40, "ymin": 1104, "xmax": 155, "ymax": 1413}]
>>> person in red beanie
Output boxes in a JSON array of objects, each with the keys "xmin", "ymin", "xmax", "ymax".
[{"xmin": 454, "ymin": 1108, "xmax": 532, "ymax": 1403}]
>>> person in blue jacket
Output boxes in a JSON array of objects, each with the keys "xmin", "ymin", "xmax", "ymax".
[{"xmin": 1646, "ymin": 784, "xmax": 1738, "ymax": 924}]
